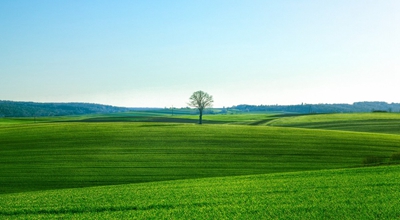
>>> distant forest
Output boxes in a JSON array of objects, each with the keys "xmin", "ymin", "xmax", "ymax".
[
  {"xmin": 1, "ymin": 100, "xmax": 400, "ymax": 117},
  {"xmin": 233, "ymin": 102, "xmax": 400, "ymax": 114},
  {"xmin": 0, "ymin": 101, "xmax": 131, "ymax": 117}
]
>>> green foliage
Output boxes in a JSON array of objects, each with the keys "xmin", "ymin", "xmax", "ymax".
[
  {"xmin": 1, "ymin": 165, "xmax": 399, "ymax": 219},
  {"xmin": 0, "ymin": 101, "xmax": 131, "ymax": 117},
  {"xmin": 234, "ymin": 101, "xmax": 400, "ymax": 113}
]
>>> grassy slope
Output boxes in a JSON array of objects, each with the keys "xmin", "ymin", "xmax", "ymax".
[
  {"xmin": 1, "ymin": 165, "xmax": 399, "ymax": 219},
  {"xmin": 176, "ymin": 113, "xmax": 281, "ymax": 125},
  {"xmin": 2, "ymin": 112, "xmax": 400, "ymax": 219},
  {"xmin": 73, "ymin": 112, "xmax": 280, "ymax": 125},
  {"xmin": 268, "ymin": 113, "xmax": 400, "ymax": 134},
  {"xmin": 1, "ymin": 122, "xmax": 400, "ymax": 194},
  {"xmin": 0, "ymin": 111, "xmax": 279, "ymax": 125}
]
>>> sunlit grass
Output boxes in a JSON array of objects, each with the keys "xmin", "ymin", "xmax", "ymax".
[
  {"xmin": 268, "ymin": 113, "xmax": 400, "ymax": 134},
  {"xmin": 2, "ymin": 112, "xmax": 400, "ymax": 218},
  {"xmin": 1, "ymin": 165, "xmax": 399, "ymax": 219},
  {"xmin": 1, "ymin": 122, "xmax": 399, "ymax": 194}
]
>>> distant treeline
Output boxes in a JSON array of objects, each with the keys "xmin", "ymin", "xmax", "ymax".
[
  {"xmin": 233, "ymin": 102, "xmax": 400, "ymax": 113},
  {"xmin": 2, "ymin": 100, "xmax": 400, "ymax": 117},
  {"xmin": 0, "ymin": 101, "xmax": 131, "ymax": 117}
]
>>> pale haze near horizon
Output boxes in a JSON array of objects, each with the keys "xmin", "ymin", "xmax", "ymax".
[{"xmin": 1, "ymin": 1, "xmax": 399, "ymax": 108}]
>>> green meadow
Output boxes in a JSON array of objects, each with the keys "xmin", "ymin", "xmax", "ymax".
[
  {"xmin": 1, "ymin": 112, "xmax": 400, "ymax": 219},
  {"xmin": 1, "ymin": 165, "xmax": 399, "ymax": 219},
  {"xmin": 268, "ymin": 112, "xmax": 400, "ymax": 134}
]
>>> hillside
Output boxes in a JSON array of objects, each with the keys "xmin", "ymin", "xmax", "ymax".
[
  {"xmin": 2, "ymin": 112, "xmax": 400, "ymax": 218},
  {"xmin": 268, "ymin": 113, "xmax": 400, "ymax": 135},
  {"xmin": 1, "ymin": 165, "xmax": 399, "ymax": 219},
  {"xmin": 1, "ymin": 120, "xmax": 400, "ymax": 194}
]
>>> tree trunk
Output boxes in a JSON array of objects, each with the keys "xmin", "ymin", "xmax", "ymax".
[{"xmin": 199, "ymin": 110, "xmax": 203, "ymax": 124}]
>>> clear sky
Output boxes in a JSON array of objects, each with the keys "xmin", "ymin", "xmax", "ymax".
[{"xmin": 1, "ymin": 0, "xmax": 399, "ymax": 108}]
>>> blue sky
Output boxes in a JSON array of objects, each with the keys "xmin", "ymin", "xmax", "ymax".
[{"xmin": 1, "ymin": 0, "xmax": 399, "ymax": 107}]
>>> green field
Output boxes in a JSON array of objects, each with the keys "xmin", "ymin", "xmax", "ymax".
[
  {"xmin": 1, "ymin": 112, "xmax": 400, "ymax": 218},
  {"xmin": 268, "ymin": 113, "xmax": 400, "ymax": 134},
  {"xmin": 1, "ymin": 165, "xmax": 399, "ymax": 219}
]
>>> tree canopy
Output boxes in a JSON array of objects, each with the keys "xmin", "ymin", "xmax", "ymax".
[{"xmin": 188, "ymin": 91, "xmax": 214, "ymax": 124}]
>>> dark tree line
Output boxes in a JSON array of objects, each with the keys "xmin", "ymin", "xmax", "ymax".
[
  {"xmin": 233, "ymin": 102, "xmax": 400, "ymax": 114},
  {"xmin": 0, "ymin": 101, "xmax": 130, "ymax": 117},
  {"xmin": 2, "ymin": 100, "xmax": 399, "ymax": 118}
]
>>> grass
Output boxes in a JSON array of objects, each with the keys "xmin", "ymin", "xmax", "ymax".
[
  {"xmin": 0, "ymin": 165, "xmax": 399, "ymax": 219},
  {"xmin": 268, "ymin": 113, "xmax": 400, "ymax": 134},
  {"xmin": 72, "ymin": 111, "xmax": 281, "ymax": 125},
  {"xmin": 0, "ymin": 111, "xmax": 279, "ymax": 125},
  {"xmin": 1, "ymin": 122, "xmax": 400, "ymax": 194},
  {"xmin": 2, "ymin": 112, "xmax": 400, "ymax": 218}
]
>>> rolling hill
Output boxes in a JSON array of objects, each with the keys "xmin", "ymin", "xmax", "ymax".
[{"xmin": 1, "ymin": 112, "xmax": 400, "ymax": 218}]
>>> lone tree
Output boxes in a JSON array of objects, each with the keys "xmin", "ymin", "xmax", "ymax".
[{"xmin": 188, "ymin": 90, "xmax": 214, "ymax": 124}]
